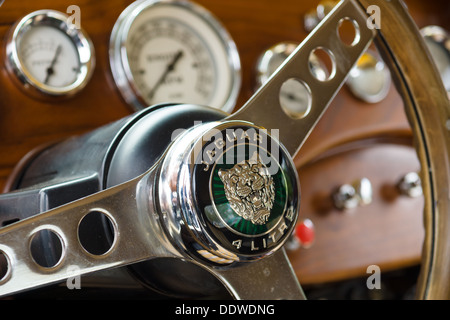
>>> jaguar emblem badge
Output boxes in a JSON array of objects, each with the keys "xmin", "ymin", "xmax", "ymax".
[
  {"xmin": 191, "ymin": 123, "xmax": 300, "ymax": 257},
  {"xmin": 218, "ymin": 152, "xmax": 275, "ymax": 225}
]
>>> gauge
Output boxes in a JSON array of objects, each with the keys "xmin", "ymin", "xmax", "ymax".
[
  {"xmin": 346, "ymin": 50, "xmax": 391, "ymax": 103},
  {"xmin": 256, "ymin": 42, "xmax": 298, "ymax": 88},
  {"xmin": 421, "ymin": 26, "xmax": 450, "ymax": 93},
  {"xmin": 5, "ymin": 10, "xmax": 95, "ymax": 98},
  {"xmin": 110, "ymin": 0, "xmax": 241, "ymax": 112}
]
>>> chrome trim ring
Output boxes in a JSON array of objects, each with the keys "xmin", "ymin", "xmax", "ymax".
[
  {"xmin": 5, "ymin": 9, "xmax": 95, "ymax": 98},
  {"xmin": 109, "ymin": 0, "xmax": 241, "ymax": 112}
]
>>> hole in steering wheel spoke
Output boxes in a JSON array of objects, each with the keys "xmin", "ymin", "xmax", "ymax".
[
  {"xmin": 279, "ymin": 78, "xmax": 312, "ymax": 119},
  {"xmin": 309, "ymin": 47, "xmax": 336, "ymax": 81},
  {"xmin": 337, "ymin": 17, "xmax": 360, "ymax": 47},
  {"xmin": 0, "ymin": 250, "xmax": 10, "ymax": 283},
  {"xmin": 29, "ymin": 229, "xmax": 64, "ymax": 269},
  {"xmin": 78, "ymin": 210, "xmax": 117, "ymax": 256}
]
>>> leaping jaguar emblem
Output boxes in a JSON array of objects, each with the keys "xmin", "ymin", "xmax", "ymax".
[{"xmin": 218, "ymin": 152, "xmax": 275, "ymax": 225}]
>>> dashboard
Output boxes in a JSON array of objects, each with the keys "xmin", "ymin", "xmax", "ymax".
[{"xmin": 0, "ymin": 0, "xmax": 449, "ymax": 300}]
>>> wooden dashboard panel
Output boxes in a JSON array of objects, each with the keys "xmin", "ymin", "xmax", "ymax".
[
  {"xmin": 289, "ymin": 142, "xmax": 424, "ymax": 285},
  {"xmin": 0, "ymin": 0, "xmax": 448, "ymax": 285}
]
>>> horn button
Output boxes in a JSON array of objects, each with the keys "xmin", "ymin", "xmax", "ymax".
[{"xmin": 158, "ymin": 121, "xmax": 300, "ymax": 263}]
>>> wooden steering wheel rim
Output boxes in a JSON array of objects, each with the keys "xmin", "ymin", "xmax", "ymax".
[{"xmin": 356, "ymin": 0, "xmax": 450, "ymax": 299}]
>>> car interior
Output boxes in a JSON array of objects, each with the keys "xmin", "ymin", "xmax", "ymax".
[{"xmin": 0, "ymin": 0, "xmax": 448, "ymax": 300}]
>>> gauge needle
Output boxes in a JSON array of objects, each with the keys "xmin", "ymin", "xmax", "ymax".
[
  {"xmin": 44, "ymin": 45, "xmax": 62, "ymax": 85},
  {"xmin": 281, "ymin": 91, "xmax": 306, "ymax": 104},
  {"xmin": 148, "ymin": 50, "xmax": 184, "ymax": 100}
]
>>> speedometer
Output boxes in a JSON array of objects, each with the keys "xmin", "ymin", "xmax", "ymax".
[{"xmin": 110, "ymin": 0, "xmax": 241, "ymax": 112}]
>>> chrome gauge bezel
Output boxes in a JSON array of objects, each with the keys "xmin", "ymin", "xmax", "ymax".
[
  {"xmin": 5, "ymin": 9, "xmax": 95, "ymax": 98},
  {"xmin": 420, "ymin": 25, "xmax": 450, "ymax": 93},
  {"xmin": 255, "ymin": 42, "xmax": 299, "ymax": 88},
  {"xmin": 109, "ymin": 0, "xmax": 241, "ymax": 112}
]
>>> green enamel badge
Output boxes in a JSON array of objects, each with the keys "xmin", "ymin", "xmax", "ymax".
[{"xmin": 192, "ymin": 124, "xmax": 299, "ymax": 256}]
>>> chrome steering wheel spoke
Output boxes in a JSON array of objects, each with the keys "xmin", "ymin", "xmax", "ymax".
[
  {"xmin": 0, "ymin": 166, "xmax": 181, "ymax": 296},
  {"xmin": 210, "ymin": 249, "xmax": 306, "ymax": 299},
  {"xmin": 230, "ymin": 0, "xmax": 375, "ymax": 156}
]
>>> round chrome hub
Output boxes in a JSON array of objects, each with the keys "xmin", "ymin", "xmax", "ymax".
[{"xmin": 158, "ymin": 121, "xmax": 300, "ymax": 264}]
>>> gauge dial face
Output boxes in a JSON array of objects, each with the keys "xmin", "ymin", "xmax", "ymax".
[
  {"xmin": 18, "ymin": 26, "xmax": 80, "ymax": 88},
  {"xmin": 110, "ymin": 0, "xmax": 241, "ymax": 112},
  {"xmin": 128, "ymin": 18, "xmax": 216, "ymax": 105},
  {"xmin": 6, "ymin": 10, "xmax": 94, "ymax": 97}
]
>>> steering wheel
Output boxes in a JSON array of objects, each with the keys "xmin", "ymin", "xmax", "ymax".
[{"xmin": 0, "ymin": 0, "xmax": 448, "ymax": 299}]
